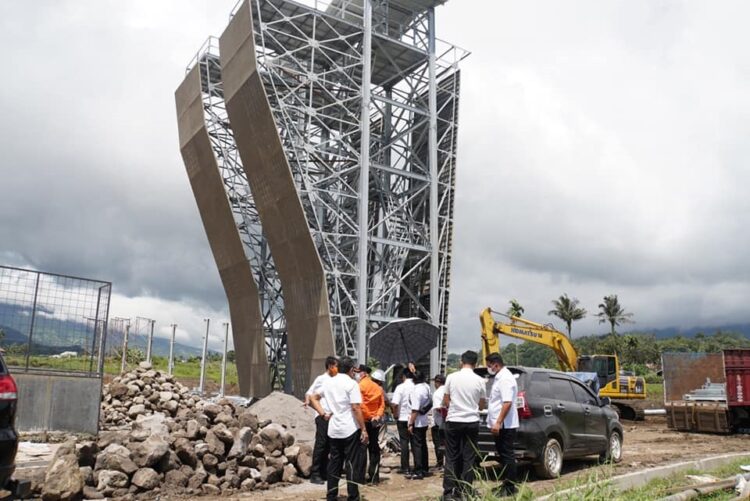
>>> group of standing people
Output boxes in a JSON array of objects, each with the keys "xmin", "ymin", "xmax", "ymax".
[
  {"xmin": 302, "ymin": 350, "xmax": 519, "ymax": 501},
  {"xmin": 441, "ymin": 350, "xmax": 519, "ymax": 499},
  {"xmin": 304, "ymin": 356, "xmax": 387, "ymax": 501}
]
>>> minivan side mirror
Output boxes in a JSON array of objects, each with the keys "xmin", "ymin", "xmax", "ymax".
[{"xmin": 599, "ymin": 396, "xmax": 611, "ymax": 407}]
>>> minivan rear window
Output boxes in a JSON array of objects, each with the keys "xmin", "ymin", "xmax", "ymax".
[
  {"xmin": 549, "ymin": 377, "xmax": 576, "ymax": 402},
  {"xmin": 527, "ymin": 371, "xmax": 550, "ymax": 399}
]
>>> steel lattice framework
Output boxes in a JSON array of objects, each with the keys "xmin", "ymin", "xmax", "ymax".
[{"xmin": 184, "ymin": 0, "xmax": 465, "ymax": 389}]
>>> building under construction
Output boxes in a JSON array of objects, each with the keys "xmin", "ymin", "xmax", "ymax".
[{"xmin": 176, "ymin": 0, "xmax": 466, "ymax": 397}]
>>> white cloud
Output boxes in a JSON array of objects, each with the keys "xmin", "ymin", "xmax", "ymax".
[{"xmin": 1, "ymin": 0, "xmax": 750, "ymax": 358}]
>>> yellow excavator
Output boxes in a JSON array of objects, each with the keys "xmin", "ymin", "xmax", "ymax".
[{"xmin": 480, "ymin": 307, "xmax": 646, "ymax": 420}]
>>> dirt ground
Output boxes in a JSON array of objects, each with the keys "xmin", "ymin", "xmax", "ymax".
[{"xmin": 198, "ymin": 416, "xmax": 750, "ymax": 501}]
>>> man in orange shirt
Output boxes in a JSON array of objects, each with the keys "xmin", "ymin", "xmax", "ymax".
[{"xmin": 357, "ymin": 365, "xmax": 385, "ymax": 484}]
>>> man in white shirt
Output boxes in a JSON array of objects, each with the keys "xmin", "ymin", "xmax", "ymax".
[
  {"xmin": 310, "ymin": 356, "xmax": 368, "ymax": 501},
  {"xmin": 442, "ymin": 351, "xmax": 487, "ymax": 500},
  {"xmin": 430, "ymin": 374, "xmax": 447, "ymax": 468},
  {"xmin": 407, "ymin": 370, "xmax": 432, "ymax": 479},
  {"xmin": 304, "ymin": 356, "xmax": 338, "ymax": 484},
  {"xmin": 390, "ymin": 367, "xmax": 415, "ymax": 474},
  {"xmin": 486, "ymin": 353, "xmax": 519, "ymax": 496}
]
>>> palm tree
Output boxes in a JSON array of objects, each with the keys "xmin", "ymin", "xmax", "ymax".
[
  {"xmin": 506, "ymin": 299, "xmax": 525, "ymax": 318},
  {"xmin": 548, "ymin": 294, "xmax": 587, "ymax": 338},
  {"xmin": 596, "ymin": 294, "xmax": 634, "ymax": 336}
]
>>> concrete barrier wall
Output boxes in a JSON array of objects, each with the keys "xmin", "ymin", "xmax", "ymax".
[{"xmin": 14, "ymin": 372, "xmax": 102, "ymax": 435}]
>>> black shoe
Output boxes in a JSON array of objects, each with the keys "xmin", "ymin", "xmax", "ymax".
[
  {"xmin": 407, "ymin": 472, "xmax": 424, "ymax": 480},
  {"xmin": 309, "ymin": 475, "xmax": 325, "ymax": 485}
]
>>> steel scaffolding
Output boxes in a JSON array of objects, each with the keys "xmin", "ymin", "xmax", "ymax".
[{"xmin": 185, "ymin": 0, "xmax": 465, "ymax": 387}]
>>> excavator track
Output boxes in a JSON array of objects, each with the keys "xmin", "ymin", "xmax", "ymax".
[{"xmin": 612, "ymin": 400, "xmax": 646, "ymax": 421}]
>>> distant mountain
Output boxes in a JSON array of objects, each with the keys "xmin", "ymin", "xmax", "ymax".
[
  {"xmin": 0, "ymin": 301, "xmax": 213, "ymax": 358},
  {"xmin": 123, "ymin": 334, "xmax": 217, "ymax": 359},
  {"xmin": 624, "ymin": 324, "xmax": 750, "ymax": 339}
]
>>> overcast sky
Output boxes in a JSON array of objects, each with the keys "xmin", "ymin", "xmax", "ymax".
[{"xmin": 1, "ymin": 1, "xmax": 749, "ymax": 353}]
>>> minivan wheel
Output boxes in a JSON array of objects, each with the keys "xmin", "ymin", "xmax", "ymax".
[
  {"xmin": 534, "ymin": 437, "xmax": 563, "ymax": 479},
  {"xmin": 599, "ymin": 431, "xmax": 623, "ymax": 464}
]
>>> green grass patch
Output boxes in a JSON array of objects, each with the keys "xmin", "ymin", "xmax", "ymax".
[
  {"xmin": 621, "ymin": 455, "xmax": 750, "ymax": 500},
  {"xmin": 5, "ymin": 355, "xmax": 240, "ymax": 387}
]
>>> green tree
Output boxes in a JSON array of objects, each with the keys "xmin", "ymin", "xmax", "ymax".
[
  {"xmin": 547, "ymin": 294, "xmax": 587, "ymax": 339},
  {"xmin": 596, "ymin": 294, "xmax": 634, "ymax": 336},
  {"xmin": 506, "ymin": 299, "xmax": 525, "ymax": 318}
]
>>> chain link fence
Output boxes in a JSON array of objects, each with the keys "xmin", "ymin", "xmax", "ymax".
[{"xmin": 0, "ymin": 265, "xmax": 111, "ymax": 376}]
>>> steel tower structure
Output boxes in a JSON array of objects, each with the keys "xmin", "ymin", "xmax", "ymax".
[{"xmin": 179, "ymin": 0, "xmax": 466, "ymax": 396}]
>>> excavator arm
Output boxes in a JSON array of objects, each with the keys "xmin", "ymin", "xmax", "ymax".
[{"xmin": 480, "ymin": 307, "xmax": 579, "ymax": 372}]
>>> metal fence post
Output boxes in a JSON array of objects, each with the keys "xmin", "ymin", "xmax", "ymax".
[
  {"xmin": 220, "ymin": 322, "xmax": 229, "ymax": 397},
  {"xmin": 25, "ymin": 272, "xmax": 41, "ymax": 371},
  {"xmin": 168, "ymin": 324, "xmax": 177, "ymax": 375},
  {"xmin": 199, "ymin": 319, "xmax": 209, "ymax": 395},
  {"xmin": 121, "ymin": 322, "xmax": 130, "ymax": 373},
  {"xmin": 146, "ymin": 319, "xmax": 155, "ymax": 364}
]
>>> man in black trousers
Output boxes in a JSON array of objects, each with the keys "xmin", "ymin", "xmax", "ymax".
[
  {"xmin": 441, "ymin": 351, "xmax": 487, "ymax": 500},
  {"xmin": 407, "ymin": 370, "xmax": 431, "ymax": 479},
  {"xmin": 304, "ymin": 355, "xmax": 338, "ymax": 484},
  {"xmin": 486, "ymin": 353, "xmax": 519, "ymax": 496},
  {"xmin": 310, "ymin": 356, "xmax": 368, "ymax": 501},
  {"xmin": 391, "ymin": 367, "xmax": 415, "ymax": 474}
]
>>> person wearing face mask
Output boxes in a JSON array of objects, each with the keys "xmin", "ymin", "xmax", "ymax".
[
  {"xmin": 391, "ymin": 367, "xmax": 416, "ymax": 475},
  {"xmin": 305, "ymin": 356, "xmax": 339, "ymax": 484},
  {"xmin": 357, "ymin": 364, "xmax": 385, "ymax": 483},
  {"xmin": 310, "ymin": 356, "xmax": 369, "ymax": 501},
  {"xmin": 485, "ymin": 353, "xmax": 519, "ymax": 497}
]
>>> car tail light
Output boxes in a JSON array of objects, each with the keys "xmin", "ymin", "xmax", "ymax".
[
  {"xmin": 516, "ymin": 391, "xmax": 532, "ymax": 419},
  {"xmin": 0, "ymin": 374, "xmax": 18, "ymax": 400}
]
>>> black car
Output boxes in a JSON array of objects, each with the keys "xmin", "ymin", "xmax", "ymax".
[
  {"xmin": 477, "ymin": 366, "xmax": 623, "ymax": 479},
  {"xmin": 0, "ymin": 354, "xmax": 18, "ymax": 487}
]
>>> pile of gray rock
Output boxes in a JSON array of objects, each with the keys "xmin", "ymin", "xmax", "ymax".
[
  {"xmin": 40, "ymin": 363, "xmax": 312, "ymax": 500},
  {"xmin": 100, "ymin": 363, "xmax": 202, "ymax": 428}
]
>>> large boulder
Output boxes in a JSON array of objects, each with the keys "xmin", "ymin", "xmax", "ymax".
[
  {"xmin": 204, "ymin": 430, "xmax": 226, "ymax": 456},
  {"xmin": 296, "ymin": 444, "xmax": 313, "ymax": 477},
  {"xmin": 132, "ymin": 412, "xmax": 169, "ymax": 437},
  {"xmin": 174, "ymin": 438, "xmax": 197, "ymax": 467},
  {"xmin": 132, "ymin": 468, "xmax": 160, "ymax": 490},
  {"xmin": 259, "ymin": 427, "xmax": 283, "ymax": 453},
  {"xmin": 76, "ymin": 441, "xmax": 99, "ymax": 468},
  {"xmin": 42, "ymin": 453, "xmax": 84, "ymax": 501},
  {"xmin": 185, "ymin": 420, "xmax": 200, "ymax": 439},
  {"xmin": 128, "ymin": 404, "xmax": 147, "ymax": 418},
  {"xmin": 108, "ymin": 383, "xmax": 129, "ymax": 399},
  {"xmin": 260, "ymin": 465, "xmax": 282, "ymax": 484},
  {"xmin": 94, "ymin": 444, "xmax": 138, "ymax": 475},
  {"xmin": 96, "ymin": 470, "xmax": 129, "ymax": 495},
  {"xmin": 130, "ymin": 435, "xmax": 169, "ymax": 468},
  {"xmin": 202, "ymin": 404, "xmax": 223, "ymax": 421},
  {"xmin": 283, "ymin": 445, "xmax": 300, "ymax": 464},
  {"xmin": 238, "ymin": 411, "xmax": 259, "ymax": 432},
  {"xmin": 164, "ymin": 469, "xmax": 189, "ymax": 488},
  {"xmin": 283, "ymin": 464, "xmax": 300, "ymax": 484},
  {"xmin": 228, "ymin": 427, "xmax": 253, "ymax": 459},
  {"xmin": 212, "ymin": 423, "xmax": 234, "ymax": 444}
]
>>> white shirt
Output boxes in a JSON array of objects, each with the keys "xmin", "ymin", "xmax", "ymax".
[
  {"xmin": 409, "ymin": 382, "xmax": 432, "ymax": 428},
  {"xmin": 487, "ymin": 367, "xmax": 519, "ymax": 430},
  {"xmin": 444, "ymin": 368, "xmax": 487, "ymax": 423},
  {"xmin": 316, "ymin": 373, "xmax": 362, "ymax": 439},
  {"xmin": 306, "ymin": 373, "xmax": 332, "ymax": 413},
  {"xmin": 431, "ymin": 385, "xmax": 446, "ymax": 427},
  {"xmin": 392, "ymin": 379, "xmax": 415, "ymax": 422}
]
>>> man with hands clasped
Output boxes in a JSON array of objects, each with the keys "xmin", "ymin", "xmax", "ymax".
[
  {"xmin": 485, "ymin": 353, "xmax": 519, "ymax": 497},
  {"xmin": 310, "ymin": 356, "xmax": 368, "ymax": 501}
]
